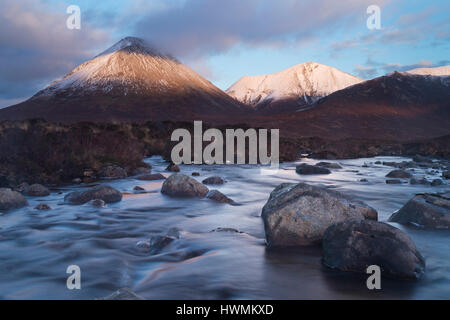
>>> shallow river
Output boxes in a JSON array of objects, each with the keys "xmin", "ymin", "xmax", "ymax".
[{"xmin": 0, "ymin": 156, "xmax": 449, "ymax": 299}]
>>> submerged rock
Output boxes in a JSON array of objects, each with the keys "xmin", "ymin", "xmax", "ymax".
[
  {"xmin": 161, "ymin": 174, "xmax": 209, "ymax": 198},
  {"xmin": 202, "ymin": 176, "xmax": 225, "ymax": 185},
  {"xmin": 386, "ymin": 170, "xmax": 412, "ymax": 179},
  {"xmin": 386, "ymin": 179, "xmax": 402, "ymax": 184},
  {"xmin": 101, "ymin": 288, "xmax": 144, "ymax": 300},
  {"xmin": 98, "ymin": 165, "xmax": 127, "ymax": 179},
  {"xmin": 0, "ymin": 188, "xmax": 28, "ymax": 211},
  {"xmin": 133, "ymin": 186, "xmax": 145, "ymax": 191},
  {"xmin": 192, "ymin": 172, "xmax": 200, "ymax": 176},
  {"xmin": 443, "ymin": 171, "xmax": 450, "ymax": 179},
  {"xmin": 166, "ymin": 163, "xmax": 180, "ymax": 172},
  {"xmin": 296, "ymin": 164, "xmax": 331, "ymax": 175},
  {"xmin": 35, "ymin": 204, "xmax": 51, "ymax": 210},
  {"xmin": 211, "ymin": 227, "xmax": 242, "ymax": 233},
  {"xmin": 389, "ymin": 193, "xmax": 450, "ymax": 229},
  {"xmin": 322, "ymin": 219, "xmax": 425, "ymax": 279},
  {"xmin": 315, "ymin": 162, "xmax": 342, "ymax": 169},
  {"xmin": 64, "ymin": 185, "xmax": 122, "ymax": 205},
  {"xmin": 206, "ymin": 190, "xmax": 234, "ymax": 204},
  {"xmin": 261, "ymin": 183, "xmax": 377, "ymax": 247},
  {"xmin": 137, "ymin": 173, "xmax": 166, "ymax": 181}
]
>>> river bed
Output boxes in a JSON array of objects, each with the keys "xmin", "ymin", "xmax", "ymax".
[{"xmin": 0, "ymin": 156, "xmax": 449, "ymax": 299}]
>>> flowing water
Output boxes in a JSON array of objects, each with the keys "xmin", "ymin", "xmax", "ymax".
[{"xmin": 0, "ymin": 156, "xmax": 449, "ymax": 300}]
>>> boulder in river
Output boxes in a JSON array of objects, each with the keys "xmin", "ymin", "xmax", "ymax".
[
  {"xmin": 389, "ymin": 193, "xmax": 450, "ymax": 229},
  {"xmin": 0, "ymin": 188, "xmax": 28, "ymax": 211},
  {"xmin": 161, "ymin": 174, "xmax": 209, "ymax": 198},
  {"xmin": 315, "ymin": 162, "xmax": 342, "ymax": 169},
  {"xmin": 206, "ymin": 190, "xmax": 234, "ymax": 204},
  {"xmin": 322, "ymin": 219, "xmax": 425, "ymax": 279},
  {"xmin": 137, "ymin": 173, "xmax": 166, "ymax": 181},
  {"xmin": 261, "ymin": 183, "xmax": 378, "ymax": 247},
  {"xmin": 202, "ymin": 176, "xmax": 225, "ymax": 185},
  {"xmin": 64, "ymin": 185, "xmax": 122, "ymax": 205},
  {"xmin": 166, "ymin": 163, "xmax": 180, "ymax": 172},
  {"xmin": 386, "ymin": 170, "xmax": 412, "ymax": 179},
  {"xmin": 296, "ymin": 164, "xmax": 331, "ymax": 175},
  {"xmin": 24, "ymin": 184, "xmax": 50, "ymax": 197},
  {"xmin": 192, "ymin": 172, "xmax": 200, "ymax": 176},
  {"xmin": 431, "ymin": 179, "xmax": 444, "ymax": 186},
  {"xmin": 98, "ymin": 165, "xmax": 127, "ymax": 179}
]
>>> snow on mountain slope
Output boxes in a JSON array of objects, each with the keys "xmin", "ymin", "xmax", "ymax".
[
  {"xmin": 406, "ymin": 65, "xmax": 450, "ymax": 76},
  {"xmin": 226, "ymin": 62, "xmax": 363, "ymax": 107},
  {"xmin": 34, "ymin": 37, "xmax": 223, "ymax": 98},
  {"xmin": 0, "ymin": 37, "xmax": 246, "ymax": 122}
]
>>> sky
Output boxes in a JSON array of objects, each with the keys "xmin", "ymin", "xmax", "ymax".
[{"xmin": 0, "ymin": 0, "xmax": 449, "ymax": 108}]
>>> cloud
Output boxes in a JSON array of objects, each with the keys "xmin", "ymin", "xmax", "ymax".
[
  {"xmin": 354, "ymin": 58, "xmax": 450, "ymax": 79},
  {"xmin": 0, "ymin": 0, "xmax": 110, "ymax": 101},
  {"xmin": 133, "ymin": 0, "xmax": 386, "ymax": 58}
]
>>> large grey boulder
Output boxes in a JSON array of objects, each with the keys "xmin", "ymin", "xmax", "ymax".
[
  {"xmin": 296, "ymin": 164, "xmax": 331, "ymax": 175},
  {"xmin": 389, "ymin": 193, "xmax": 450, "ymax": 229},
  {"xmin": 0, "ymin": 188, "xmax": 28, "ymax": 211},
  {"xmin": 322, "ymin": 219, "xmax": 426, "ymax": 279},
  {"xmin": 261, "ymin": 183, "xmax": 378, "ymax": 247},
  {"xmin": 161, "ymin": 174, "xmax": 209, "ymax": 198},
  {"xmin": 64, "ymin": 185, "xmax": 122, "ymax": 205}
]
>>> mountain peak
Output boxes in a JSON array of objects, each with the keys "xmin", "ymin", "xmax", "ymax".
[
  {"xmin": 226, "ymin": 62, "xmax": 363, "ymax": 108},
  {"xmin": 96, "ymin": 36, "xmax": 174, "ymax": 60}
]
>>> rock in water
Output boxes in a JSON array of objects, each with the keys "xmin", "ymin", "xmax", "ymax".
[
  {"xmin": 296, "ymin": 164, "xmax": 331, "ymax": 175},
  {"xmin": 35, "ymin": 204, "xmax": 51, "ymax": 210},
  {"xmin": 137, "ymin": 173, "xmax": 166, "ymax": 181},
  {"xmin": 166, "ymin": 163, "xmax": 180, "ymax": 172},
  {"xmin": 386, "ymin": 170, "xmax": 412, "ymax": 179},
  {"xmin": 0, "ymin": 188, "xmax": 28, "ymax": 211},
  {"xmin": 206, "ymin": 190, "xmax": 234, "ymax": 204},
  {"xmin": 202, "ymin": 176, "xmax": 225, "ymax": 185},
  {"xmin": 99, "ymin": 165, "xmax": 127, "ymax": 179},
  {"xmin": 24, "ymin": 184, "xmax": 50, "ymax": 197},
  {"xmin": 161, "ymin": 174, "xmax": 209, "ymax": 198},
  {"xmin": 386, "ymin": 179, "xmax": 402, "ymax": 184},
  {"xmin": 64, "ymin": 185, "xmax": 122, "ymax": 204},
  {"xmin": 261, "ymin": 183, "xmax": 378, "ymax": 247},
  {"xmin": 389, "ymin": 193, "xmax": 450, "ymax": 229},
  {"xmin": 315, "ymin": 162, "xmax": 342, "ymax": 169},
  {"xmin": 322, "ymin": 219, "xmax": 426, "ymax": 279}
]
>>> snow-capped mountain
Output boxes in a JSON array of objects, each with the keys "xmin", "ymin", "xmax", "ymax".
[
  {"xmin": 406, "ymin": 65, "xmax": 450, "ymax": 76},
  {"xmin": 0, "ymin": 37, "xmax": 245, "ymax": 122},
  {"xmin": 226, "ymin": 62, "xmax": 363, "ymax": 109}
]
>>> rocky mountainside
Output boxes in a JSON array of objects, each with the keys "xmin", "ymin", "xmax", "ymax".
[
  {"xmin": 0, "ymin": 37, "xmax": 247, "ymax": 122},
  {"xmin": 226, "ymin": 62, "xmax": 363, "ymax": 112},
  {"xmin": 251, "ymin": 72, "xmax": 450, "ymax": 141}
]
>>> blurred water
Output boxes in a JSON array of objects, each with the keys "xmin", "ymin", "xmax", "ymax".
[{"xmin": 0, "ymin": 156, "xmax": 448, "ymax": 300}]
